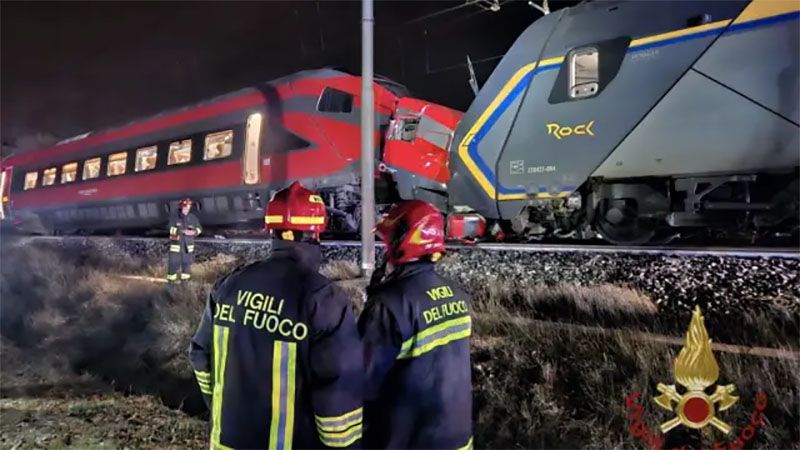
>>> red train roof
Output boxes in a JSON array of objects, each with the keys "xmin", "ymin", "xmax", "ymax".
[{"xmin": 3, "ymin": 68, "xmax": 405, "ymax": 168}]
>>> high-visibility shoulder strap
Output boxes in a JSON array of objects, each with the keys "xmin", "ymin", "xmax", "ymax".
[
  {"xmin": 211, "ymin": 325, "xmax": 231, "ymax": 449},
  {"xmin": 269, "ymin": 340, "xmax": 298, "ymax": 450}
]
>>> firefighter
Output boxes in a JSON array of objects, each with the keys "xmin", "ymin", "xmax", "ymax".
[
  {"xmin": 167, "ymin": 197, "xmax": 202, "ymax": 283},
  {"xmin": 188, "ymin": 181, "xmax": 363, "ymax": 450},
  {"xmin": 359, "ymin": 200, "xmax": 473, "ymax": 450}
]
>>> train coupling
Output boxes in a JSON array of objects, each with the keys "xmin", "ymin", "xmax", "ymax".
[{"xmin": 446, "ymin": 213, "xmax": 487, "ymax": 242}]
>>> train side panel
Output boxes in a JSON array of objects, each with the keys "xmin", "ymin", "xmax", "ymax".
[
  {"xmin": 6, "ymin": 96, "xmax": 264, "ymax": 231},
  {"xmin": 694, "ymin": 1, "xmax": 799, "ymax": 124},
  {"xmin": 593, "ymin": 1, "xmax": 800, "ymax": 179},
  {"xmin": 591, "ymin": 72, "xmax": 799, "ymax": 179}
]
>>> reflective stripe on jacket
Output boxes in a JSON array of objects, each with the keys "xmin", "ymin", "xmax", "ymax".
[
  {"xmin": 359, "ymin": 261, "xmax": 473, "ymax": 449},
  {"xmin": 169, "ymin": 212, "xmax": 202, "ymax": 245},
  {"xmin": 188, "ymin": 240, "xmax": 364, "ymax": 449}
]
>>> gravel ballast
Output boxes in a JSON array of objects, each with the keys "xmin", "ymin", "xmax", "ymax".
[{"xmin": 12, "ymin": 236, "xmax": 799, "ymax": 318}]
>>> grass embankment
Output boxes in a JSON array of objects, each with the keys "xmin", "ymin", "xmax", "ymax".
[
  {"xmin": 0, "ymin": 241, "xmax": 797, "ymax": 449},
  {"xmin": 466, "ymin": 270, "xmax": 799, "ymax": 448}
]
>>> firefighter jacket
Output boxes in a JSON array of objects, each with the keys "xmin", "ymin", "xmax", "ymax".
[
  {"xmin": 188, "ymin": 240, "xmax": 364, "ymax": 449},
  {"xmin": 169, "ymin": 212, "xmax": 202, "ymax": 250},
  {"xmin": 358, "ymin": 261, "xmax": 473, "ymax": 450}
]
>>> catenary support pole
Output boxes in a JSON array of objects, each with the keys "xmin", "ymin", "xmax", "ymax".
[{"xmin": 360, "ymin": 0, "xmax": 376, "ymax": 278}]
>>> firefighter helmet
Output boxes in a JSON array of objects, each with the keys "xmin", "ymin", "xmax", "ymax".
[
  {"xmin": 375, "ymin": 200, "xmax": 446, "ymax": 265},
  {"xmin": 178, "ymin": 197, "xmax": 193, "ymax": 209},
  {"xmin": 265, "ymin": 181, "xmax": 328, "ymax": 238}
]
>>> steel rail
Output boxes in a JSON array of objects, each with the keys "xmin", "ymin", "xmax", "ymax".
[{"xmin": 15, "ymin": 235, "xmax": 800, "ymax": 259}]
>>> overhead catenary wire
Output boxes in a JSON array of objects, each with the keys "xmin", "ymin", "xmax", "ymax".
[
  {"xmin": 418, "ymin": 0, "xmax": 520, "ymax": 75},
  {"xmin": 405, "ymin": 1, "xmax": 487, "ymax": 25}
]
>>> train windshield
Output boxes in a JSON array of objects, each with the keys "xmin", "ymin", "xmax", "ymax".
[{"xmin": 387, "ymin": 115, "xmax": 419, "ymax": 142}]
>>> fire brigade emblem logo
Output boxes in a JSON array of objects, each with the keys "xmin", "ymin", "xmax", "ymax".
[{"xmin": 653, "ymin": 306, "xmax": 739, "ymax": 434}]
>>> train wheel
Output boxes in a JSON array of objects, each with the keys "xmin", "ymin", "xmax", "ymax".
[{"xmin": 595, "ymin": 198, "xmax": 657, "ymax": 245}]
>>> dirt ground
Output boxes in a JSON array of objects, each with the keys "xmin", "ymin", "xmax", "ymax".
[
  {"xmin": 0, "ymin": 395, "xmax": 206, "ymax": 450},
  {"xmin": 1, "ymin": 240, "xmax": 798, "ymax": 449}
]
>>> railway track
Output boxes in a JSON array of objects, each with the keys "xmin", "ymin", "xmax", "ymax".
[{"xmin": 15, "ymin": 234, "xmax": 800, "ymax": 259}]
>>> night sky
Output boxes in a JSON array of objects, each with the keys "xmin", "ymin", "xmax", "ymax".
[{"xmin": 1, "ymin": 1, "xmax": 575, "ymax": 144}]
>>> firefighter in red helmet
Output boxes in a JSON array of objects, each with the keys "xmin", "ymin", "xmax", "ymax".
[
  {"xmin": 167, "ymin": 197, "xmax": 202, "ymax": 283},
  {"xmin": 188, "ymin": 181, "xmax": 363, "ymax": 449},
  {"xmin": 359, "ymin": 200, "xmax": 474, "ymax": 449}
]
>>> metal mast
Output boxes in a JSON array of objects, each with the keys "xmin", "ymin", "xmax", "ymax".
[{"xmin": 360, "ymin": 0, "xmax": 376, "ymax": 278}]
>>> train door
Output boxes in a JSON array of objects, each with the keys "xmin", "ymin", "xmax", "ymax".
[
  {"xmin": 0, "ymin": 167, "xmax": 11, "ymax": 220},
  {"xmin": 0, "ymin": 166, "xmax": 11, "ymax": 220},
  {"xmin": 243, "ymin": 112, "xmax": 263, "ymax": 185}
]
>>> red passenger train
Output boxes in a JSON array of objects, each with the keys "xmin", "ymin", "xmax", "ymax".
[{"xmin": 0, "ymin": 68, "xmax": 462, "ymax": 235}]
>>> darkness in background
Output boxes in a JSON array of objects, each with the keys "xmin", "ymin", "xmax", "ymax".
[{"xmin": 1, "ymin": 0, "xmax": 579, "ymax": 142}]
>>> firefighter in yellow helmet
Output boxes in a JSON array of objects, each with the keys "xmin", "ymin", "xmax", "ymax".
[{"xmin": 188, "ymin": 181, "xmax": 363, "ymax": 449}]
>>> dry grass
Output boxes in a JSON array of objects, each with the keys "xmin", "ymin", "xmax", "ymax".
[
  {"xmin": 467, "ymin": 273, "xmax": 799, "ymax": 349},
  {"xmin": 1, "ymin": 241, "xmax": 798, "ymax": 449},
  {"xmin": 320, "ymin": 259, "xmax": 361, "ymax": 281},
  {"xmin": 473, "ymin": 280, "xmax": 659, "ymax": 327},
  {"xmin": 0, "ymin": 394, "xmax": 207, "ymax": 449},
  {"xmin": 468, "ymin": 276, "xmax": 799, "ymax": 448},
  {"xmin": 135, "ymin": 251, "xmax": 241, "ymax": 284},
  {"xmin": 471, "ymin": 315, "xmax": 800, "ymax": 449},
  {"xmin": 0, "ymin": 244, "xmax": 363, "ymax": 414},
  {"xmin": 0, "ymin": 243, "xmax": 209, "ymax": 413}
]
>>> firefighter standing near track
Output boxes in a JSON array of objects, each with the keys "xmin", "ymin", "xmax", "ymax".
[
  {"xmin": 359, "ymin": 200, "xmax": 474, "ymax": 450},
  {"xmin": 167, "ymin": 197, "xmax": 202, "ymax": 283},
  {"xmin": 188, "ymin": 181, "xmax": 363, "ymax": 449}
]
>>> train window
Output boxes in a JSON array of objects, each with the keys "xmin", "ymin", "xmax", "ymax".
[
  {"xmin": 107, "ymin": 152, "xmax": 128, "ymax": 177},
  {"xmin": 568, "ymin": 47, "xmax": 599, "ymax": 99},
  {"xmin": 83, "ymin": 157, "xmax": 101, "ymax": 180},
  {"xmin": 388, "ymin": 117, "xmax": 420, "ymax": 142},
  {"xmin": 61, "ymin": 162, "xmax": 78, "ymax": 183},
  {"xmin": 135, "ymin": 145, "xmax": 158, "ymax": 172},
  {"xmin": 168, "ymin": 139, "xmax": 192, "ymax": 165},
  {"xmin": 317, "ymin": 87, "xmax": 353, "ymax": 113},
  {"xmin": 204, "ymin": 130, "xmax": 233, "ymax": 161},
  {"xmin": 24, "ymin": 171, "xmax": 38, "ymax": 190},
  {"xmin": 42, "ymin": 168, "xmax": 57, "ymax": 186},
  {"xmin": 244, "ymin": 113, "xmax": 262, "ymax": 185}
]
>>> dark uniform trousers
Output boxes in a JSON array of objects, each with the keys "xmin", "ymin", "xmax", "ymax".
[
  {"xmin": 359, "ymin": 261, "xmax": 474, "ymax": 450},
  {"xmin": 167, "ymin": 212, "xmax": 201, "ymax": 282},
  {"xmin": 189, "ymin": 240, "xmax": 364, "ymax": 449}
]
